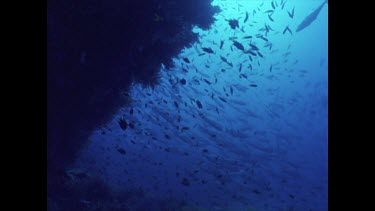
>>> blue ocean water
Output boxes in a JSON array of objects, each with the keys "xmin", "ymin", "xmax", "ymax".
[{"xmin": 69, "ymin": 0, "xmax": 328, "ymax": 210}]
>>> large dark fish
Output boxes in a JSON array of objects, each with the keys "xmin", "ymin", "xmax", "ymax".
[
  {"xmin": 233, "ymin": 40, "xmax": 245, "ymax": 51},
  {"xmin": 296, "ymin": 0, "xmax": 328, "ymax": 32},
  {"xmin": 244, "ymin": 12, "xmax": 249, "ymax": 23},
  {"xmin": 202, "ymin": 47, "xmax": 214, "ymax": 54}
]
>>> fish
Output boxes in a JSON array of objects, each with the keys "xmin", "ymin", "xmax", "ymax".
[
  {"xmin": 218, "ymin": 96, "xmax": 227, "ymax": 102},
  {"xmin": 233, "ymin": 40, "xmax": 245, "ymax": 51},
  {"xmin": 220, "ymin": 56, "xmax": 228, "ymax": 63},
  {"xmin": 250, "ymin": 84, "xmax": 258, "ymax": 87},
  {"xmin": 240, "ymin": 26, "xmax": 245, "ymax": 33},
  {"xmin": 249, "ymin": 64, "xmax": 253, "ymax": 70},
  {"xmin": 240, "ymin": 73, "xmax": 248, "ymax": 79},
  {"xmin": 230, "ymin": 86, "xmax": 233, "ymax": 95},
  {"xmin": 183, "ymin": 57, "xmax": 190, "ymax": 63},
  {"xmin": 239, "ymin": 63, "xmax": 242, "ymax": 72},
  {"xmin": 269, "ymin": 65, "xmax": 273, "ymax": 72},
  {"xmin": 282, "ymin": 0, "xmax": 287, "ymax": 10},
  {"xmin": 220, "ymin": 40, "xmax": 224, "ymax": 49},
  {"xmin": 264, "ymin": 10, "xmax": 274, "ymax": 13},
  {"xmin": 266, "ymin": 24, "xmax": 274, "ymax": 31},
  {"xmin": 180, "ymin": 78, "xmax": 186, "ymax": 85},
  {"xmin": 283, "ymin": 26, "xmax": 293, "ymax": 35},
  {"xmin": 296, "ymin": 0, "xmax": 328, "ymax": 32},
  {"xmin": 244, "ymin": 11, "xmax": 249, "ymax": 23},
  {"xmin": 202, "ymin": 47, "xmax": 214, "ymax": 54},
  {"xmin": 227, "ymin": 19, "xmax": 239, "ymax": 29},
  {"xmin": 257, "ymin": 51, "xmax": 264, "ymax": 58},
  {"xmin": 287, "ymin": 7, "xmax": 295, "ymax": 18},
  {"xmin": 203, "ymin": 79, "xmax": 211, "ymax": 85},
  {"xmin": 245, "ymin": 49, "xmax": 257, "ymax": 56},
  {"xmin": 258, "ymin": 35, "xmax": 269, "ymax": 42},
  {"xmin": 264, "ymin": 43, "xmax": 273, "ymax": 50},
  {"xmin": 243, "ymin": 36, "xmax": 253, "ymax": 39},
  {"xmin": 248, "ymin": 55, "xmax": 253, "ymax": 61},
  {"xmin": 271, "ymin": 1, "xmax": 275, "ymax": 9},
  {"xmin": 117, "ymin": 148, "xmax": 126, "ymax": 155},
  {"xmin": 229, "ymin": 36, "xmax": 238, "ymax": 41},
  {"xmin": 268, "ymin": 13, "xmax": 274, "ymax": 22},
  {"xmin": 118, "ymin": 118, "xmax": 128, "ymax": 130},
  {"xmin": 196, "ymin": 100, "xmax": 203, "ymax": 109},
  {"xmin": 198, "ymin": 53, "xmax": 205, "ymax": 56},
  {"xmin": 249, "ymin": 43, "xmax": 259, "ymax": 51}
]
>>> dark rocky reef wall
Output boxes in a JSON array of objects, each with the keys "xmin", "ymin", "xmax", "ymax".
[{"xmin": 47, "ymin": 0, "xmax": 219, "ymax": 198}]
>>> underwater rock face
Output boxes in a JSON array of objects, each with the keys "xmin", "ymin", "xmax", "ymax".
[
  {"xmin": 47, "ymin": 0, "xmax": 219, "ymax": 171},
  {"xmin": 47, "ymin": 0, "xmax": 220, "ymax": 209}
]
